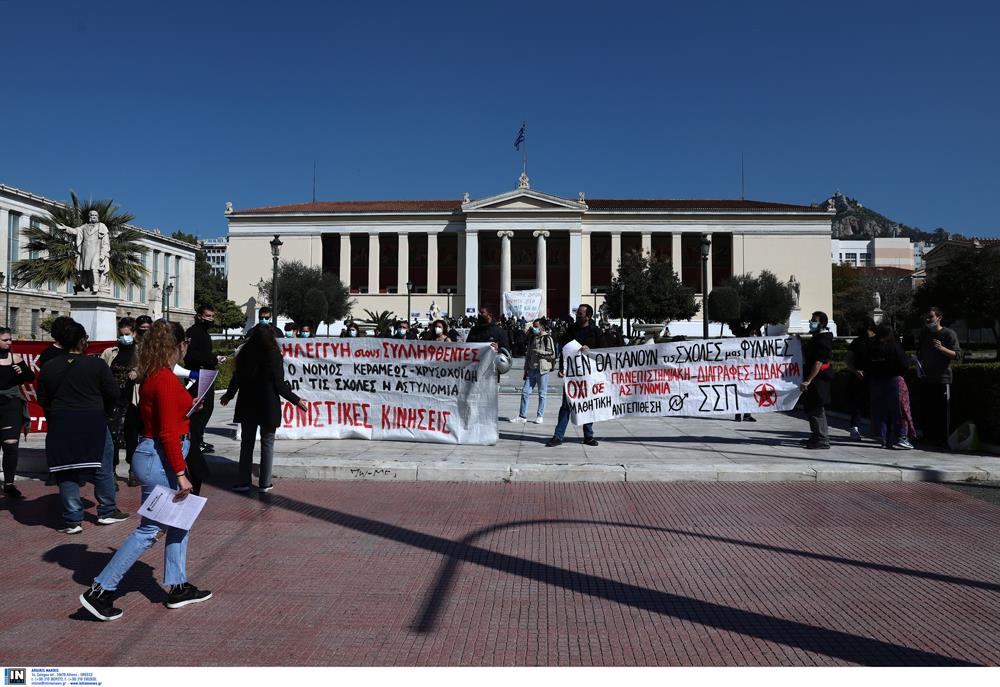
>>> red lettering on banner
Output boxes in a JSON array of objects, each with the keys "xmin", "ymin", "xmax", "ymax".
[
  {"xmin": 283, "ymin": 400, "xmax": 372, "ymax": 429},
  {"xmin": 752, "ymin": 362, "xmax": 800, "ymax": 381},
  {"xmin": 565, "ymin": 380, "xmax": 588, "ymax": 400},
  {"xmin": 696, "ymin": 365, "xmax": 751, "ymax": 383},
  {"xmin": 380, "ymin": 405, "xmax": 451, "ymax": 435}
]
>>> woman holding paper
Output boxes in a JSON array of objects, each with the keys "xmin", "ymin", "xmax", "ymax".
[
  {"xmin": 220, "ymin": 323, "xmax": 307, "ymax": 493},
  {"xmin": 80, "ymin": 320, "xmax": 212, "ymax": 622}
]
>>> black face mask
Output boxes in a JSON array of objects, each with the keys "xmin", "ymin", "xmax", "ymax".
[{"xmin": 477, "ymin": 316, "xmax": 488, "ymax": 326}]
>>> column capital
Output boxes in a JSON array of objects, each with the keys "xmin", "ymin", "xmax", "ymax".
[
  {"xmin": 497, "ymin": 230, "xmax": 514, "ymax": 239},
  {"xmin": 533, "ymin": 230, "xmax": 550, "ymax": 239}
]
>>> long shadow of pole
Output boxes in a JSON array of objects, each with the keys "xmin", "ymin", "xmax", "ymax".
[{"xmin": 259, "ymin": 492, "xmax": 976, "ymax": 666}]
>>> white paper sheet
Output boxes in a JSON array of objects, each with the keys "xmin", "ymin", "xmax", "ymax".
[
  {"xmin": 138, "ymin": 484, "xmax": 207, "ymax": 531},
  {"xmin": 186, "ymin": 369, "xmax": 219, "ymax": 417}
]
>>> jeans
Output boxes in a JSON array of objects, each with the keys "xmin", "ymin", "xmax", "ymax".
[
  {"xmin": 239, "ymin": 422, "xmax": 276, "ymax": 487},
  {"xmin": 58, "ymin": 430, "xmax": 117, "ymax": 524},
  {"xmin": 519, "ymin": 369, "xmax": 549, "ymax": 418},
  {"xmin": 553, "ymin": 395, "xmax": 593, "ymax": 441},
  {"xmin": 870, "ymin": 375, "xmax": 902, "ymax": 445},
  {"xmin": 95, "ymin": 438, "xmax": 191, "ymax": 591}
]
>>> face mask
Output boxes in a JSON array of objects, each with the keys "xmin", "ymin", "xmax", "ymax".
[
  {"xmin": 348, "ymin": 329, "xmax": 357, "ymax": 337},
  {"xmin": 477, "ymin": 316, "xmax": 488, "ymax": 325},
  {"xmin": 532, "ymin": 327, "xmax": 540, "ymax": 335},
  {"xmin": 260, "ymin": 318, "xmax": 272, "ymax": 325},
  {"xmin": 118, "ymin": 335, "xmax": 134, "ymax": 346},
  {"xmin": 399, "ymin": 329, "xmax": 408, "ymax": 336},
  {"xmin": 808, "ymin": 321, "xmax": 819, "ymax": 332},
  {"xmin": 434, "ymin": 326, "xmax": 443, "ymax": 335},
  {"xmin": 926, "ymin": 321, "xmax": 938, "ymax": 330},
  {"xmin": 300, "ymin": 332, "xmax": 310, "ymax": 338}
]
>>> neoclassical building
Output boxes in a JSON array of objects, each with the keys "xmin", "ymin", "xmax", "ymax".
[{"xmin": 226, "ymin": 177, "xmax": 834, "ymax": 333}]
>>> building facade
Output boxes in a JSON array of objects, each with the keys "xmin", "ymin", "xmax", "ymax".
[
  {"xmin": 0, "ymin": 183, "xmax": 197, "ymax": 337},
  {"xmin": 226, "ymin": 180, "xmax": 835, "ymax": 334},
  {"xmin": 200, "ymin": 236, "xmax": 228, "ymax": 277},
  {"xmin": 831, "ymin": 237, "xmax": 916, "ymax": 270}
]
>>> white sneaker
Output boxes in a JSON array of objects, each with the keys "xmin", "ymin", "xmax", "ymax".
[
  {"xmin": 533, "ymin": 416, "xmax": 544, "ymax": 424},
  {"xmin": 510, "ymin": 416, "xmax": 527, "ymax": 423}
]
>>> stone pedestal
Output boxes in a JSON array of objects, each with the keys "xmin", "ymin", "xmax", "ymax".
[
  {"xmin": 66, "ymin": 293, "xmax": 119, "ymax": 341},
  {"xmin": 787, "ymin": 308, "xmax": 804, "ymax": 333},
  {"xmin": 872, "ymin": 308, "xmax": 885, "ymax": 325}
]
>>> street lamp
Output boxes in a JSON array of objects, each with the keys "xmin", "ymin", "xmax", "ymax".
[
  {"xmin": 269, "ymin": 234, "xmax": 283, "ymax": 314},
  {"xmin": 163, "ymin": 277, "xmax": 175, "ymax": 321},
  {"xmin": 444, "ymin": 288, "xmax": 453, "ymax": 321},
  {"xmin": 406, "ymin": 280, "xmax": 413, "ymax": 324},
  {"xmin": 0, "ymin": 271, "xmax": 6, "ymax": 328},
  {"xmin": 700, "ymin": 234, "xmax": 712, "ymax": 339}
]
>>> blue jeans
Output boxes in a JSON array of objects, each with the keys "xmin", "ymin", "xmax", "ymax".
[
  {"xmin": 553, "ymin": 395, "xmax": 593, "ymax": 441},
  {"xmin": 519, "ymin": 369, "xmax": 549, "ymax": 418},
  {"xmin": 58, "ymin": 429, "xmax": 117, "ymax": 524},
  {"xmin": 95, "ymin": 438, "xmax": 190, "ymax": 591}
]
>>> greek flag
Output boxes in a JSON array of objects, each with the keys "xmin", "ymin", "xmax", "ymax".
[{"xmin": 513, "ymin": 124, "xmax": 525, "ymax": 150}]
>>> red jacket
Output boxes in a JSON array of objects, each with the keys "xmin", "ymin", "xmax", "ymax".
[{"xmin": 140, "ymin": 367, "xmax": 191, "ymax": 474}]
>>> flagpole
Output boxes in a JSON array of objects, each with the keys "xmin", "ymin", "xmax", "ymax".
[{"xmin": 522, "ymin": 120, "xmax": 528, "ymax": 177}]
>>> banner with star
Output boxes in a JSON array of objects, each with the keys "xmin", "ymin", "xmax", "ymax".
[{"xmin": 564, "ymin": 336, "xmax": 804, "ymax": 424}]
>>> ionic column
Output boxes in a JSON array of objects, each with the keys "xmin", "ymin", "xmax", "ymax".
[
  {"xmin": 339, "ymin": 234, "xmax": 351, "ymax": 287},
  {"xmin": 463, "ymin": 231, "xmax": 477, "ymax": 313},
  {"xmin": 397, "ymin": 233, "xmax": 409, "ymax": 294},
  {"xmin": 426, "ymin": 232, "xmax": 439, "ymax": 294},
  {"xmin": 610, "ymin": 232, "xmax": 622, "ymax": 280},
  {"xmin": 569, "ymin": 230, "xmax": 583, "ymax": 317},
  {"xmin": 533, "ymin": 230, "xmax": 549, "ymax": 315},
  {"xmin": 671, "ymin": 233, "xmax": 683, "ymax": 275},
  {"xmin": 641, "ymin": 232, "xmax": 652, "ymax": 256},
  {"xmin": 367, "ymin": 233, "xmax": 379, "ymax": 294},
  {"xmin": 498, "ymin": 230, "xmax": 513, "ymax": 297},
  {"xmin": 705, "ymin": 233, "xmax": 714, "ymax": 294}
]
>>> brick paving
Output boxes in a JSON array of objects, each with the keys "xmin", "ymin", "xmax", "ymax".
[{"xmin": 2, "ymin": 472, "xmax": 1000, "ymax": 666}]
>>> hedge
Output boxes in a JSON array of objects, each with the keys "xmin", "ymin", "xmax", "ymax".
[{"xmin": 831, "ymin": 363, "xmax": 1000, "ymax": 444}]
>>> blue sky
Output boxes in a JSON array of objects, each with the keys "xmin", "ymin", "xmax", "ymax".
[{"xmin": 3, "ymin": 0, "xmax": 998, "ymax": 238}]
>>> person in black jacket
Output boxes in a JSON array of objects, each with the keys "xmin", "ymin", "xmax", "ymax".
[
  {"xmin": 799, "ymin": 311, "xmax": 834, "ymax": 450},
  {"xmin": 467, "ymin": 308, "xmax": 511, "ymax": 383},
  {"xmin": 0, "ymin": 327, "xmax": 34, "ymax": 499},
  {"xmin": 867, "ymin": 325, "xmax": 913, "ymax": 450},
  {"xmin": 183, "ymin": 305, "xmax": 220, "ymax": 494},
  {"xmin": 547, "ymin": 304, "xmax": 608, "ymax": 447},
  {"xmin": 220, "ymin": 324, "xmax": 307, "ymax": 493}
]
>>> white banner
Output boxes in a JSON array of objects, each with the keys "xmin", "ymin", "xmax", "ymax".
[
  {"xmin": 565, "ymin": 336, "xmax": 804, "ymax": 424},
  {"xmin": 502, "ymin": 289, "xmax": 543, "ymax": 320},
  {"xmin": 277, "ymin": 338, "xmax": 498, "ymax": 445}
]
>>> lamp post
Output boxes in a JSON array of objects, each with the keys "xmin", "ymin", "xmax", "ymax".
[
  {"xmin": 163, "ymin": 277, "xmax": 175, "ymax": 321},
  {"xmin": 406, "ymin": 280, "xmax": 413, "ymax": 324},
  {"xmin": 444, "ymin": 288, "xmax": 453, "ymax": 321},
  {"xmin": 591, "ymin": 286, "xmax": 599, "ymax": 314},
  {"xmin": 700, "ymin": 234, "xmax": 712, "ymax": 340},
  {"xmin": 269, "ymin": 234, "xmax": 283, "ymax": 314}
]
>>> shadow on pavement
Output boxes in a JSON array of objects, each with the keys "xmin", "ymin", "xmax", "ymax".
[{"xmin": 42, "ymin": 543, "xmax": 166, "ymax": 606}]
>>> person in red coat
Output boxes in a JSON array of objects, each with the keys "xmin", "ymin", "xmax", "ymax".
[{"xmin": 80, "ymin": 320, "xmax": 212, "ymax": 621}]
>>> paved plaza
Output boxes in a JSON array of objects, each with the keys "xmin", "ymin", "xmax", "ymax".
[{"xmin": 2, "ymin": 475, "xmax": 1000, "ymax": 666}]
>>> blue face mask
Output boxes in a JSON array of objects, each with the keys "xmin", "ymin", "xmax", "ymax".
[
  {"xmin": 118, "ymin": 335, "xmax": 134, "ymax": 346},
  {"xmin": 348, "ymin": 329, "xmax": 357, "ymax": 337},
  {"xmin": 808, "ymin": 321, "xmax": 820, "ymax": 332},
  {"xmin": 300, "ymin": 332, "xmax": 310, "ymax": 338},
  {"xmin": 531, "ymin": 327, "xmax": 540, "ymax": 336},
  {"xmin": 260, "ymin": 318, "xmax": 272, "ymax": 325}
]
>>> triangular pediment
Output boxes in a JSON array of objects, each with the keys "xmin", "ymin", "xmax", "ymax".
[{"xmin": 462, "ymin": 188, "xmax": 587, "ymax": 213}]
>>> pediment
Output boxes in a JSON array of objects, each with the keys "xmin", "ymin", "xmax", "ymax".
[{"xmin": 462, "ymin": 189, "xmax": 587, "ymax": 213}]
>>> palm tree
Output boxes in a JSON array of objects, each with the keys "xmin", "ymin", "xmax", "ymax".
[{"xmin": 12, "ymin": 191, "xmax": 147, "ymax": 291}]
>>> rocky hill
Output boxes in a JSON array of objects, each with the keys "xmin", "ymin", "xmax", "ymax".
[{"xmin": 823, "ymin": 192, "xmax": 963, "ymax": 243}]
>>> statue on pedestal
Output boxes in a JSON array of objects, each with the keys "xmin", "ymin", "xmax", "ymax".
[
  {"xmin": 788, "ymin": 274, "xmax": 800, "ymax": 308},
  {"xmin": 430, "ymin": 300, "xmax": 441, "ymax": 321},
  {"xmin": 874, "ymin": 291, "xmax": 882, "ymax": 309},
  {"xmin": 58, "ymin": 210, "xmax": 112, "ymax": 294}
]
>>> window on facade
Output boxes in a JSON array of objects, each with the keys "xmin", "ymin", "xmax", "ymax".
[
  {"xmin": 7, "ymin": 212, "xmax": 20, "ymax": 264},
  {"xmin": 29, "ymin": 217, "xmax": 41, "ymax": 259},
  {"xmin": 139, "ymin": 253, "xmax": 147, "ymax": 303},
  {"xmin": 844, "ymin": 252, "xmax": 857, "ymax": 265},
  {"xmin": 711, "ymin": 233, "xmax": 733, "ymax": 286},
  {"xmin": 859, "ymin": 254, "xmax": 870, "ymax": 266},
  {"xmin": 8, "ymin": 307, "xmax": 19, "ymax": 332},
  {"xmin": 681, "ymin": 234, "xmax": 704, "ymax": 291},
  {"xmin": 30, "ymin": 309, "xmax": 40, "ymax": 338},
  {"xmin": 152, "ymin": 252, "xmax": 160, "ymax": 285}
]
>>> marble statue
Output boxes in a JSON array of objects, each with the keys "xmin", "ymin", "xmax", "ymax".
[
  {"xmin": 59, "ymin": 210, "xmax": 111, "ymax": 294},
  {"xmin": 788, "ymin": 274, "xmax": 800, "ymax": 308},
  {"xmin": 874, "ymin": 291, "xmax": 882, "ymax": 309},
  {"xmin": 430, "ymin": 300, "xmax": 441, "ymax": 321}
]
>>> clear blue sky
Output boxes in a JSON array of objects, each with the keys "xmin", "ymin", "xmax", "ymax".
[{"xmin": 3, "ymin": 0, "xmax": 998, "ymax": 239}]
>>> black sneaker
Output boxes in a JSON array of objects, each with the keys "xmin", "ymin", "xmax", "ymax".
[
  {"xmin": 743, "ymin": 415, "xmax": 757, "ymax": 422},
  {"xmin": 80, "ymin": 584, "xmax": 123, "ymax": 621},
  {"xmin": 3, "ymin": 483, "xmax": 25, "ymax": 500},
  {"xmin": 97, "ymin": 510, "xmax": 130, "ymax": 525},
  {"xmin": 545, "ymin": 437, "xmax": 563, "ymax": 447},
  {"xmin": 583, "ymin": 437, "xmax": 599, "ymax": 447},
  {"xmin": 59, "ymin": 522, "xmax": 83, "ymax": 534},
  {"xmin": 232, "ymin": 484, "xmax": 252, "ymax": 492},
  {"xmin": 200, "ymin": 442, "xmax": 215, "ymax": 453},
  {"xmin": 804, "ymin": 440, "xmax": 831, "ymax": 450},
  {"xmin": 734, "ymin": 414, "xmax": 743, "ymax": 422},
  {"xmin": 166, "ymin": 582, "xmax": 212, "ymax": 609}
]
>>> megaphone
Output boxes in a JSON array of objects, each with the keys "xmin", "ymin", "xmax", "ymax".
[{"xmin": 173, "ymin": 364, "xmax": 200, "ymax": 388}]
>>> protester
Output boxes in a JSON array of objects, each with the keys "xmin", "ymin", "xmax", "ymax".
[
  {"xmin": 866, "ymin": 325, "xmax": 913, "ymax": 450},
  {"xmin": 342, "ymin": 322, "xmax": 361, "ymax": 338},
  {"xmin": 184, "ymin": 305, "xmax": 221, "ymax": 494},
  {"xmin": 135, "ymin": 315, "xmax": 153, "ymax": 340},
  {"xmin": 916, "ymin": 306, "xmax": 960, "ymax": 447},
  {"xmin": 423, "ymin": 319, "xmax": 453, "ymax": 343},
  {"xmin": 79, "ymin": 320, "xmax": 211, "ymax": 621},
  {"xmin": 300, "ymin": 323, "xmax": 313, "ymax": 338},
  {"xmin": 100, "ymin": 318, "xmax": 141, "ymax": 486},
  {"xmin": 220, "ymin": 324, "xmax": 307, "ymax": 493},
  {"xmin": 547, "ymin": 304, "xmax": 607, "ymax": 447},
  {"xmin": 0, "ymin": 327, "xmax": 34, "ymax": 499},
  {"xmin": 37, "ymin": 321, "xmax": 128, "ymax": 533},
  {"xmin": 466, "ymin": 308, "xmax": 510, "ymax": 351},
  {"xmin": 513, "ymin": 319, "xmax": 555, "ymax": 424},
  {"xmin": 285, "ymin": 323, "xmax": 300, "ymax": 338},
  {"xmin": 38, "ymin": 316, "xmax": 75, "ymax": 368},
  {"xmin": 122, "ymin": 315, "xmax": 153, "ymax": 486},
  {"xmin": 393, "ymin": 320, "xmax": 410, "ymax": 340},
  {"xmin": 257, "ymin": 306, "xmax": 284, "ymax": 338},
  {"xmin": 798, "ymin": 311, "xmax": 834, "ymax": 450},
  {"xmin": 846, "ymin": 317, "xmax": 877, "ymax": 439}
]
